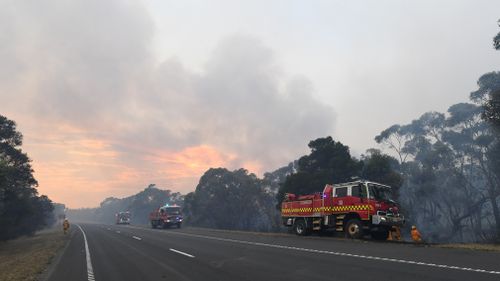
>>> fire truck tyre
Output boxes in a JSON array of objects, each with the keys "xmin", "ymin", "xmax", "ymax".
[
  {"xmin": 177, "ymin": 223, "xmax": 182, "ymax": 228},
  {"xmin": 372, "ymin": 229, "xmax": 389, "ymax": 240},
  {"xmin": 293, "ymin": 220, "xmax": 309, "ymax": 236},
  {"xmin": 151, "ymin": 222, "xmax": 156, "ymax": 229},
  {"xmin": 345, "ymin": 219, "xmax": 364, "ymax": 239}
]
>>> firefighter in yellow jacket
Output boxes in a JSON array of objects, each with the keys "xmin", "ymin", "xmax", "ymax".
[
  {"xmin": 411, "ymin": 225, "xmax": 422, "ymax": 243},
  {"xmin": 63, "ymin": 219, "xmax": 70, "ymax": 234}
]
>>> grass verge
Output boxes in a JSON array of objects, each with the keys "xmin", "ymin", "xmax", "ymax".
[
  {"xmin": 0, "ymin": 228, "xmax": 69, "ymax": 281},
  {"xmin": 437, "ymin": 243, "xmax": 500, "ymax": 252}
]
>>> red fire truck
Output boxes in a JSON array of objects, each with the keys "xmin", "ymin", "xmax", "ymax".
[
  {"xmin": 115, "ymin": 211, "xmax": 131, "ymax": 225},
  {"xmin": 149, "ymin": 205, "xmax": 183, "ymax": 229},
  {"xmin": 281, "ymin": 180, "xmax": 404, "ymax": 240}
]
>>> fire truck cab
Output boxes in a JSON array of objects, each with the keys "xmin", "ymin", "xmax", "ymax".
[
  {"xmin": 281, "ymin": 180, "xmax": 404, "ymax": 240},
  {"xmin": 116, "ymin": 211, "xmax": 131, "ymax": 225},
  {"xmin": 150, "ymin": 205, "xmax": 183, "ymax": 229}
]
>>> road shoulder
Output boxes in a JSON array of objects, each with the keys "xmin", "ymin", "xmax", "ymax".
[
  {"xmin": 38, "ymin": 228, "xmax": 74, "ymax": 281},
  {"xmin": 0, "ymin": 227, "xmax": 69, "ymax": 281},
  {"xmin": 44, "ymin": 225, "xmax": 87, "ymax": 281}
]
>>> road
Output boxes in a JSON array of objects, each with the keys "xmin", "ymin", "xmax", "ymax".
[{"xmin": 46, "ymin": 223, "xmax": 500, "ymax": 281}]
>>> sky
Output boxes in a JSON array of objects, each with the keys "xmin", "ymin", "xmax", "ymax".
[{"xmin": 1, "ymin": 0, "xmax": 499, "ymax": 208}]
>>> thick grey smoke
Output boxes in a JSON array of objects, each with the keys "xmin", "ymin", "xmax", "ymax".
[
  {"xmin": 139, "ymin": 35, "xmax": 335, "ymax": 167},
  {"xmin": 0, "ymin": 0, "xmax": 335, "ymax": 202}
]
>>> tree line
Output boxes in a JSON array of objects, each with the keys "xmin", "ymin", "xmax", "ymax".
[
  {"xmin": 369, "ymin": 22, "xmax": 500, "ymax": 242},
  {"xmin": 67, "ymin": 184, "xmax": 184, "ymax": 225},
  {"xmin": 0, "ymin": 115, "xmax": 56, "ymax": 240}
]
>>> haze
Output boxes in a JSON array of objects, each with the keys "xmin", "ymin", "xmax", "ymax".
[{"xmin": 1, "ymin": 0, "xmax": 499, "ymax": 208}]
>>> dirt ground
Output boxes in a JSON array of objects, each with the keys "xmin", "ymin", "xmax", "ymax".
[{"xmin": 0, "ymin": 227, "xmax": 69, "ymax": 281}]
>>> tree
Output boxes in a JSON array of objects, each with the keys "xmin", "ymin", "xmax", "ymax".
[
  {"xmin": 377, "ymin": 102, "xmax": 500, "ymax": 242},
  {"xmin": 184, "ymin": 168, "xmax": 280, "ymax": 231},
  {"xmin": 277, "ymin": 137, "xmax": 362, "ymax": 204},
  {"xmin": 482, "ymin": 89, "xmax": 500, "ymax": 128},
  {"xmin": 360, "ymin": 149, "xmax": 403, "ymax": 196},
  {"xmin": 375, "ymin": 125, "xmax": 412, "ymax": 164},
  {"xmin": 0, "ymin": 115, "xmax": 54, "ymax": 240},
  {"xmin": 469, "ymin": 70, "xmax": 500, "ymax": 241},
  {"xmin": 494, "ymin": 19, "xmax": 500, "ymax": 50},
  {"xmin": 262, "ymin": 161, "xmax": 298, "ymax": 193},
  {"xmin": 474, "ymin": 21, "xmax": 500, "ymax": 137}
]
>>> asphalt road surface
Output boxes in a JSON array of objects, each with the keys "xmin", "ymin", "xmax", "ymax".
[{"xmin": 45, "ymin": 223, "xmax": 500, "ymax": 281}]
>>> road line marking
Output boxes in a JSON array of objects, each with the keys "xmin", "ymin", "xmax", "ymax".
[
  {"xmin": 76, "ymin": 224, "xmax": 96, "ymax": 281},
  {"xmin": 169, "ymin": 248, "xmax": 195, "ymax": 258},
  {"xmin": 132, "ymin": 236, "xmax": 142, "ymax": 241},
  {"xmin": 137, "ymin": 227, "xmax": 500, "ymax": 276},
  {"xmin": 116, "ymin": 231, "xmax": 120, "ymax": 234}
]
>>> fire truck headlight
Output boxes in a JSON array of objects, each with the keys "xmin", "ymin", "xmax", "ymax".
[
  {"xmin": 380, "ymin": 217, "xmax": 387, "ymax": 222},
  {"xmin": 166, "ymin": 219, "xmax": 170, "ymax": 222}
]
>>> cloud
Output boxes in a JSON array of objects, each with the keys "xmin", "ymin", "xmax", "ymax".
[{"xmin": 0, "ymin": 0, "xmax": 335, "ymax": 207}]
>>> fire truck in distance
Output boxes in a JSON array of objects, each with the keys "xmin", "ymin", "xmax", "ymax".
[
  {"xmin": 149, "ymin": 204, "xmax": 183, "ymax": 229},
  {"xmin": 281, "ymin": 180, "xmax": 404, "ymax": 240},
  {"xmin": 115, "ymin": 211, "xmax": 131, "ymax": 225}
]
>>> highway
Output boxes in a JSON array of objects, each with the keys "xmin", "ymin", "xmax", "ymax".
[{"xmin": 46, "ymin": 223, "xmax": 500, "ymax": 281}]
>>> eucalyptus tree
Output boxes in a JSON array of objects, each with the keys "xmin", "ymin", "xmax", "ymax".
[
  {"xmin": 376, "ymin": 103, "xmax": 499, "ymax": 241},
  {"xmin": 184, "ymin": 168, "xmax": 280, "ymax": 231}
]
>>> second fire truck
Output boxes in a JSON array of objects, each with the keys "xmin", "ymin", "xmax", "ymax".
[
  {"xmin": 150, "ymin": 204, "xmax": 183, "ymax": 229},
  {"xmin": 281, "ymin": 179, "xmax": 404, "ymax": 240},
  {"xmin": 115, "ymin": 211, "xmax": 131, "ymax": 225}
]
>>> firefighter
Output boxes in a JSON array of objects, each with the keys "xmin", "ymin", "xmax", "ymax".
[
  {"xmin": 63, "ymin": 219, "xmax": 70, "ymax": 234},
  {"xmin": 411, "ymin": 225, "xmax": 422, "ymax": 243},
  {"xmin": 387, "ymin": 226, "xmax": 401, "ymax": 241}
]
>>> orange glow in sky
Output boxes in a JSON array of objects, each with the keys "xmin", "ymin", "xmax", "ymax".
[
  {"xmin": 29, "ymin": 140, "xmax": 241, "ymax": 208},
  {"xmin": 16, "ymin": 119, "xmax": 247, "ymax": 208}
]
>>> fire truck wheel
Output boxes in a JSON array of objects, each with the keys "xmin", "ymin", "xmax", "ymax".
[
  {"xmin": 293, "ymin": 220, "xmax": 309, "ymax": 236},
  {"xmin": 176, "ymin": 223, "xmax": 182, "ymax": 228},
  {"xmin": 345, "ymin": 219, "xmax": 364, "ymax": 239}
]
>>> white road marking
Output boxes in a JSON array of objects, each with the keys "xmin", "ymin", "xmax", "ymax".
[
  {"xmin": 169, "ymin": 248, "xmax": 195, "ymax": 258},
  {"xmin": 76, "ymin": 224, "xmax": 96, "ymax": 281},
  {"xmin": 116, "ymin": 231, "xmax": 120, "ymax": 234},
  {"xmin": 131, "ymin": 226, "xmax": 500, "ymax": 276},
  {"xmin": 132, "ymin": 236, "xmax": 142, "ymax": 241}
]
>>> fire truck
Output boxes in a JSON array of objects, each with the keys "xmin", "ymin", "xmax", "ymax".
[
  {"xmin": 149, "ymin": 204, "xmax": 183, "ymax": 229},
  {"xmin": 115, "ymin": 211, "xmax": 131, "ymax": 225},
  {"xmin": 281, "ymin": 180, "xmax": 404, "ymax": 240}
]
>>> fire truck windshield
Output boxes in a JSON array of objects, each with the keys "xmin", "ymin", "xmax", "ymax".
[
  {"xmin": 163, "ymin": 207, "xmax": 181, "ymax": 215},
  {"xmin": 367, "ymin": 184, "xmax": 393, "ymax": 202}
]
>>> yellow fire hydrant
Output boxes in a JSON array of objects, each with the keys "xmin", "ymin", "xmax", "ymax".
[{"xmin": 63, "ymin": 219, "xmax": 70, "ymax": 234}]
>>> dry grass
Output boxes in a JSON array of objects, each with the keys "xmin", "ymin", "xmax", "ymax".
[
  {"xmin": 0, "ymin": 228, "xmax": 68, "ymax": 281},
  {"xmin": 437, "ymin": 243, "xmax": 500, "ymax": 252}
]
